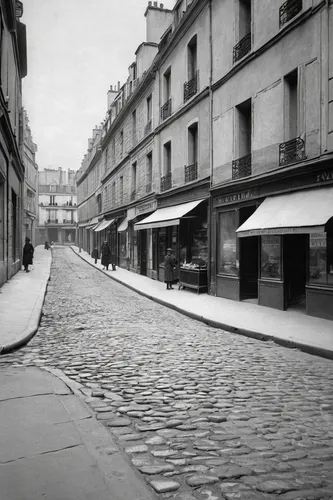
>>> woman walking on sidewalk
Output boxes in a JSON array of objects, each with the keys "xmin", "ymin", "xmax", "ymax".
[
  {"xmin": 101, "ymin": 241, "xmax": 111, "ymax": 271},
  {"xmin": 164, "ymin": 248, "xmax": 177, "ymax": 290},
  {"xmin": 23, "ymin": 237, "xmax": 34, "ymax": 273}
]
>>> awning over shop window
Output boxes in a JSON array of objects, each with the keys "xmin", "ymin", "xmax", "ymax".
[
  {"xmin": 134, "ymin": 199, "xmax": 206, "ymax": 231},
  {"xmin": 94, "ymin": 219, "xmax": 115, "ymax": 232},
  {"xmin": 86, "ymin": 216, "xmax": 100, "ymax": 229},
  {"xmin": 236, "ymin": 187, "xmax": 333, "ymax": 238},
  {"xmin": 117, "ymin": 217, "xmax": 128, "ymax": 232}
]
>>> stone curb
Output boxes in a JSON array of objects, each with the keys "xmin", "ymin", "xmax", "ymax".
[
  {"xmin": 71, "ymin": 247, "xmax": 333, "ymax": 361},
  {"xmin": 0, "ymin": 258, "xmax": 52, "ymax": 355}
]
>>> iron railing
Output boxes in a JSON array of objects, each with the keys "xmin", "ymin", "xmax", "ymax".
[
  {"xmin": 161, "ymin": 99, "xmax": 172, "ymax": 121},
  {"xmin": 46, "ymin": 219, "xmax": 58, "ymax": 224},
  {"xmin": 145, "ymin": 120, "xmax": 152, "ymax": 135},
  {"xmin": 232, "ymin": 153, "xmax": 252, "ymax": 180},
  {"xmin": 146, "ymin": 181, "xmax": 152, "ymax": 193},
  {"xmin": 184, "ymin": 71, "xmax": 198, "ymax": 103},
  {"xmin": 279, "ymin": 0, "xmax": 302, "ymax": 28},
  {"xmin": 279, "ymin": 137, "xmax": 306, "ymax": 166},
  {"xmin": 184, "ymin": 162, "xmax": 198, "ymax": 183},
  {"xmin": 233, "ymin": 33, "xmax": 251, "ymax": 63},
  {"xmin": 160, "ymin": 172, "xmax": 172, "ymax": 192}
]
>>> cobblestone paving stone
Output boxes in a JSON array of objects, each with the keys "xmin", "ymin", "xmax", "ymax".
[{"xmin": 1, "ymin": 247, "xmax": 333, "ymax": 500}]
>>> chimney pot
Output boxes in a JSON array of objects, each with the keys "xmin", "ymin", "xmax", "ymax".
[
  {"xmin": 160, "ymin": 3, "xmax": 164, "ymax": 7},
  {"xmin": 118, "ymin": 81, "xmax": 120, "ymax": 91},
  {"xmin": 153, "ymin": 1, "xmax": 157, "ymax": 6},
  {"xmin": 148, "ymin": 0, "xmax": 152, "ymax": 5}
]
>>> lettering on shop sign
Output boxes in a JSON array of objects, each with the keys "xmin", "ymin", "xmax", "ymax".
[
  {"xmin": 136, "ymin": 201, "xmax": 157, "ymax": 215},
  {"xmin": 316, "ymin": 170, "xmax": 333, "ymax": 183},
  {"xmin": 214, "ymin": 190, "xmax": 255, "ymax": 207}
]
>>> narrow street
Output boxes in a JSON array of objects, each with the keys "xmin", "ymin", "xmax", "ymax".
[{"xmin": 1, "ymin": 246, "xmax": 333, "ymax": 499}]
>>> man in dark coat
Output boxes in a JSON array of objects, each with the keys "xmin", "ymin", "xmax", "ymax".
[
  {"xmin": 23, "ymin": 237, "xmax": 34, "ymax": 272},
  {"xmin": 101, "ymin": 241, "xmax": 111, "ymax": 271},
  {"xmin": 164, "ymin": 248, "xmax": 177, "ymax": 290}
]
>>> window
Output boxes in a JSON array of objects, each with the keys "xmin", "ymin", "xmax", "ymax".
[
  {"xmin": 104, "ymin": 147, "xmax": 109, "ymax": 173},
  {"xmin": 233, "ymin": 99, "xmax": 252, "ymax": 179},
  {"xmin": 132, "ymin": 110, "xmax": 137, "ymax": 145},
  {"xmin": 233, "ymin": 0, "xmax": 251, "ymax": 63},
  {"xmin": 284, "ymin": 69, "xmax": 298, "ymax": 141},
  {"xmin": 119, "ymin": 231, "xmax": 127, "ymax": 259},
  {"xmin": 147, "ymin": 95, "xmax": 152, "ymax": 122},
  {"xmin": 146, "ymin": 152, "xmax": 152, "ymax": 192},
  {"xmin": 187, "ymin": 35, "xmax": 197, "ymax": 81},
  {"xmin": 261, "ymin": 236, "xmax": 282, "ymax": 280},
  {"xmin": 163, "ymin": 142, "xmax": 172, "ymax": 176},
  {"xmin": 119, "ymin": 176, "xmax": 123, "ymax": 205},
  {"xmin": 131, "ymin": 162, "xmax": 137, "ymax": 197},
  {"xmin": 186, "ymin": 123, "xmax": 198, "ymax": 182},
  {"xmin": 120, "ymin": 130, "xmax": 124, "ymax": 158},
  {"xmin": 309, "ymin": 231, "xmax": 333, "ymax": 285},
  {"xmin": 112, "ymin": 181, "xmax": 116, "ymax": 206},
  {"xmin": 164, "ymin": 68, "xmax": 171, "ymax": 102},
  {"xmin": 218, "ymin": 211, "xmax": 238, "ymax": 275},
  {"xmin": 279, "ymin": 0, "xmax": 302, "ymax": 28}
]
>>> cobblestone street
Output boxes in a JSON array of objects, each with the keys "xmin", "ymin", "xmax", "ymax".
[{"xmin": 1, "ymin": 246, "xmax": 333, "ymax": 500}]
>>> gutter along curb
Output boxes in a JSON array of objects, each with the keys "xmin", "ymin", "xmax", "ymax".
[{"xmin": 71, "ymin": 247, "xmax": 333, "ymax": 361}]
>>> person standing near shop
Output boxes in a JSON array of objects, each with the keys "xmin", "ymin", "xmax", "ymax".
[
  {"xmin": 22, "ymin": 237, "xmax": 34, "ymax": 273},
  {"xmin": 101, "ymin": 241, "xmax": 111, "ymax": 271},
  {"xmin": 164, "ymin": 247, "xmax": 177, "ymax": 290}
]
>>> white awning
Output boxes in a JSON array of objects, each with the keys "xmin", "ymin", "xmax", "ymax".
[
  {"xmin": 134, "ymin": 199, "xmax": 206, "ymax": 231},
  {"xmin": 117, "ymin": 217, "xmax": 128, "ymax": 232},
  {"xmin": 86, "ymin": 216, "xmax": 100, "ymax": 229},
  {"xmin": 236, "ymin": 187, "xmax": 333, "ymax": 237},
  {"xmin": 94, "ymin": 219, "xmax": 115, "ymax": 232}
]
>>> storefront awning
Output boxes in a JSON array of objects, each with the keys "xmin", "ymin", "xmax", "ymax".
[
  {"xmin": 117, "ymin": 217, "xmax": 128, "ymax": 232},
  {"xmin": 94, "ymin": 219, "xmax": 115, "ymax": 232},
  {"xmin": 236, "ymin": 187, "xmax": 333, "ymax": 237},
  {"xmin": 134, "ymin": 199, "xmax": 206, "ymax": 231}
]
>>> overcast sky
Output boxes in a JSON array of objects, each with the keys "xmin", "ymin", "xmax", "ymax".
[{"xmin": 22, "ymin": 0, "xmax": 175, "ymax": 172}]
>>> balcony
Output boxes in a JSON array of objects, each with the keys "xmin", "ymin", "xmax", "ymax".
[
  {"xmin": 184, "ymin": 71, "xmax": 198, "ymax": 103},
  {"xmin": 146, "ymin": 181, "xmax": 152, "ymax": 193},
  {"xmin": 161, "ymin": 99, "xmax": 172, "ymax": 121},
  {"xmin": 63, "ymin": 219, "xmax": 75, "ymax": 225},
  {"xmin": 145, "ymin": 120, "xmax": 152, "ymax": 136},
  {"xmin": 46, "ymin": 219, "xmax": 58, "ymax": 224},
  {"xmin": 232, "ymin": 153, "xmax": 252, "ymax": 180},
  {"xmin": 130, "ymin": 190, "xmax": 136, "ymax": 201},
  {"xmin": 279, "ymin": 137, "xmax": 306, "ymax": 166},
  {"xmin": 184, "ymin": 162, "xmax": 198, "ymax": 183},
  {"xmin": 160, "ymin": 172, "xmax": 172, "ymax": 192},
  {"xmin": 279, "ymin": 0, "xmax": 302, "ymax": 28},
  {"xmin": 233, "ymin": 33, "xmax": 251, "ymax": 63}
]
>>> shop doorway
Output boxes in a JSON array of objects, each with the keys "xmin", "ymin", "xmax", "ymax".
[
  {"xmin": 140, "ymin": 230, "xmax": 147, "ymax": 276},
  {"xmin": 284, "ymin": 234, "xmax": 307, "ymax": 309},
  {"xmin": 239, "ymin": 206, "xmax": 258, "ymax": 300}
]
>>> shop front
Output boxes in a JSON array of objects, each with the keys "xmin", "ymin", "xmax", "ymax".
[
  {"xmin": 134, "ymin": 198, "xmax": 209, "ymax": 287},
  {"xmin": 211, "ymin": 165, "xmax": 333, "ymax": 321}
]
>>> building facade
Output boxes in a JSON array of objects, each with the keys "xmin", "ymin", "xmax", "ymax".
[
  {"xmin": 77, "ymin": 0, "xmax": 333, "ymax": 321},
  {"xmin": 37, "ymin": 167, "xmax": 77, "ymax": 245},
  {"xmin": 0, "ymin": 0, "xmax": 27, "ymax": 288},
  {"xmin": 22, "ymin": 108, "xmax": 38, "ymax": 245}
]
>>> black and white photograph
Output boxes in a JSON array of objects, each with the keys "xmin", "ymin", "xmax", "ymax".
[{"xmin": 0, "ymin": 0, "xmax": 333, "ymax": 498}]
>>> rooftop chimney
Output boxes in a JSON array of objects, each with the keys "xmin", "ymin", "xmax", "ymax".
[{"xmin": 145, "ymin": 0, "xmax": 173, "ymax": 44}]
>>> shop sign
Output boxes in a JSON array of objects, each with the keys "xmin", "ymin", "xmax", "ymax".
[
  {"xmin": 316, "ymin": 170, "xmax": 333, "ymax": 183},
  {"xmin": 136, "ymin": 200, "xmax": 157, "ymax": 216},
  {"xmin": 214, "ymin": 189, "xmax": 257, "ymax": 207}
]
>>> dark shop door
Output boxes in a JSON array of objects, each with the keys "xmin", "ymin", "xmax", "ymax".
[
  {"xmin": 240, "ymin": 236, "xmax": 259, "ymax": 300},
  {"xmin": 140, "ymin": 230, "xmax": 147, "ymax": 276},
  {"xmin": 284, "ymin": 234, "xmax": 307, "ymax": 308}
]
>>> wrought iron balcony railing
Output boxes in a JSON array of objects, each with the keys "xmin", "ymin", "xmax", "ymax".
[
  {"xmin": 63, "ymin": 220, "xmax": 75, "ymax": 225},
  {"xmin": 279, "ymin": 137, "xmax": 306, "ymax": 166},
  {"xmin": 232, "ymin": 153, "xmax": 252, "ymax": 180},
  {"xmin": 145, "ymin": 120, "xmax": 152, "ymax": 136},
  {"xmin": 184, "ymin": 162, "xmax": 198, "ymax": 183},
  {"xmin": 279, "ymin": 0, "xmax": 302, "ymax": 28},
  {"xmin": 46, "ymin": 219, "xmax": 58, "ymax": 224},
  {"xmin": 233, "ymin": 33, "xmax": 251, "ymax": 63},
  {"xmin": 161, "ymin": 99, "xmax": 172, "ymax": 121},
  {"xmin": 160, "ymin": 172, "xmax": 172, "ymax": 192},
  {"xmin": 130, "ymin": 190, "xmax": 136, "ymax": 201},
  {"xmin": 184, "ymin": 71, "xmax": 198, "ymax": 103},
  {"xmin": 146, "ymin": 181, "xmax": 152, "ymax": 193}
]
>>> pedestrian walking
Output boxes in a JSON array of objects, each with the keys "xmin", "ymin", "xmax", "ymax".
[
  {"xmin": 44, "ymin": 241, "xmax": 50, "ymax": 250},
  {"xmin": 101, "ymin": 241, "xmax": 111, "ymax": 271},
  {"xmin": 164, "ymin": 247, "xmax": 177, "ymax": 290},
  {"xmin": 91, "ymin": 247, "xmax": 99, "ymax": 264},
  {"xmin": 22, "ymin": 237, "xmax": 34, "ymax": 273}
]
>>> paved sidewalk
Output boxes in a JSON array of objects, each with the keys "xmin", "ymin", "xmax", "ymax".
[
  {"xmin": 72, "ymin": 246, "xmax": 333, "ymax": 360},
  {"xmin": 0, "ymin": 245, "xmax": 52, "ymax": 354},
  {"xmin": 0, "ymin": 365, "xmax": 155, "ymax": 500}
]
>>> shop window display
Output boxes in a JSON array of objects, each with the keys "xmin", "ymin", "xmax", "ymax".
[
  {"xmin": 309, "ymin": 231, "xmax": 333, "ymax": 285},
  {"xmin": 218, "ymin": 211, "xmax": 238, "ymax": 276},
  {"xmin": 119, "ymin": 231, "xmax": 127, "ymax": 259},
  {"xmin": 261, "ymin": 235, "xmax": 281, "ymax": 280}
]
